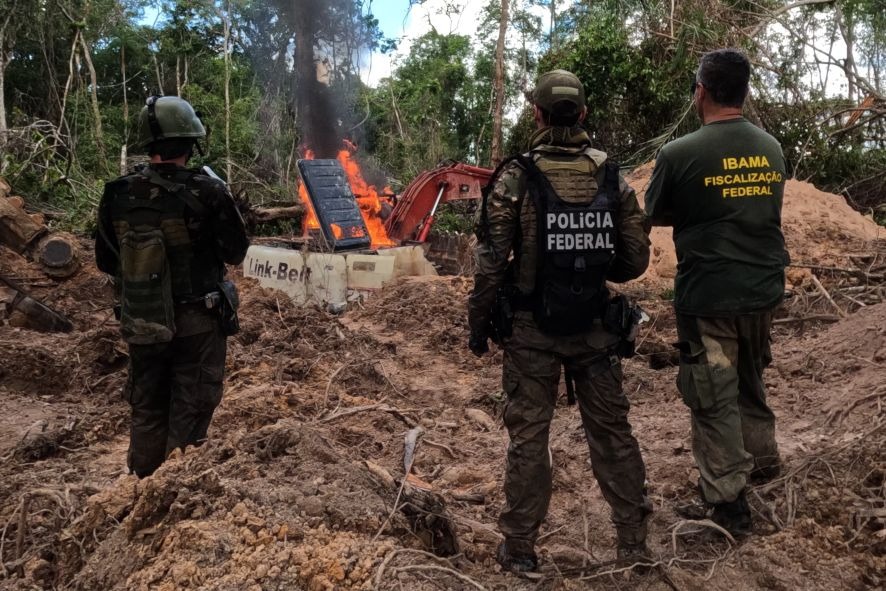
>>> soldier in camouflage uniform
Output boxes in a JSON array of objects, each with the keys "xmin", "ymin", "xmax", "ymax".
[
  {"xmin": 645, "ymin": 49, "xmax": 788, "ymax": 537},
  {"xmin": 96, "ymin": 96, "xmax": 249, "ymax": 478},
  {"xmin": 468, "ymin": 70, "xmax": 652, "ymax": 573}
]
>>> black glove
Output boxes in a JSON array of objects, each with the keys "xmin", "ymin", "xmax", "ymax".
[{"xmin": 468, "ymin": 331, "xmax": 489, "ymax": 357}]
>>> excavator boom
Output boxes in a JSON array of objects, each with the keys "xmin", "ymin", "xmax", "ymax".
[{"xmin": 384, "ymin": 162, "xmax": 492, "ymax": 243}]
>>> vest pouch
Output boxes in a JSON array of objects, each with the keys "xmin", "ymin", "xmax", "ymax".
[
  {"xmin": 119, "ymin": 228, "xmax": 175, "ymax": 345},
  {"xmin": 534, "ymin": 280, "xmax": 599, "ymax": 335},
  {"xmin": 532, "ymin": 249, "xmax": 610, "ymax": 335},
  {"xmin": 217, "ymin": 279, "xmax": 240, "ymax": 336}
]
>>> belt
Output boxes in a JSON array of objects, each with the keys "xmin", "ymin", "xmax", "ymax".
[{"xmin": 177, "ymin": 291, "xmax": 222, "ymax": 309}]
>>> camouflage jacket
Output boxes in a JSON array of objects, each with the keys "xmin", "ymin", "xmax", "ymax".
[
  {"xmin": 96, "ymin": 163, "xmax": 250, "ymax": 299},
  {"xmin": 468, "ymin": 127, "xmax": 650, "ymax": 336}
]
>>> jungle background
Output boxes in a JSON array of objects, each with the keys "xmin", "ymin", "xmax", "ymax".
[
  {"xmin": 0, "ymin": 0, "xmax": 884, "ymax": 230},
  {"xmin": 1, "ymin": 3, "xmax": 885, "ymax": 590}
]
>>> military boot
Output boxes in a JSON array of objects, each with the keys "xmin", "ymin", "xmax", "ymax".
[
  {"xmin": 750, "ymin": 461, "xmax": 782, "ymax": 484},
  {"xmin": 496, "ymin": 539, "xmax": 538, "ymax": 574},
  {"xmin": 616, "ymin": 521, "xmax": 653, "ymax": 574},
  {"xmin": 674, "ymin": 482, "xmax": 710, "ymax": 520},
  {"xmin": 616, "ymin": 541, "xmax": 655, "ymax": 574},
  {"xmin": 711, "ymin": 490, "xmax": 752, "ymax": 538}
]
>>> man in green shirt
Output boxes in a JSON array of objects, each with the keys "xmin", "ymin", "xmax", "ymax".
[{"xmin": 645, "ymin": 49, "xmax": 789, "ymax": 537}]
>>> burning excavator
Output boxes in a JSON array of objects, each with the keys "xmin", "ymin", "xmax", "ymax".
[{"xmin": 243, "ymin": 145, "xmax": 492, "ymax": 309}]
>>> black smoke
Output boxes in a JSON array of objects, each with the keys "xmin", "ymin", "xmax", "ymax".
[{"xmin": 292, "ymin": 0, "xmax": 341, "ymax": 158}]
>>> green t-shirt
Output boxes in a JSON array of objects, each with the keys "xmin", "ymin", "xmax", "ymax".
[{"xmin": 645, "ymin": 117, "xmax": 789, "ymax": 316}]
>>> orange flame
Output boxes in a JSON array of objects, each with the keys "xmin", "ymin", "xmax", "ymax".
[
  {"xmin": 299, "ymin": 149, "xmax": 321, "ymax": 231},
  {"xmin": 299, "ymin": 182, "xmax": 321, "ymax": 231},
  {"xmin": 335, "ymin": 148, "xmax": 395, "ymax": 248},
  {"xmin": 297, "ymin": 145, "xmax": 395, "ymax": 249}
]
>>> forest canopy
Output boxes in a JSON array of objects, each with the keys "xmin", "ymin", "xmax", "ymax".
[{"xmin": 0, "ymin": 0, "xmax": 883, "ymax": 229}]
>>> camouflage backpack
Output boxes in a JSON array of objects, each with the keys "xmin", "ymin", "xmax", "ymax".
[
  {"xmin": 104, "ymin": 167, "xmax": 210, "ymax": 345},
  {"xmin": 118, "ymin": 225, "xmax": 176, "ymax": 345}
]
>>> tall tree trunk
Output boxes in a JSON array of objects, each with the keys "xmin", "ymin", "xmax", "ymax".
[
  {"xmin": 836, "ymin": 2, "xmax": 856, "ymax": 102},
  {"xmin": 120, "ymin": 43, "xmax": 128, "ymax": 175},
  {"xmin": 58, "ymin": 30, "xmax": 81, "ymax": 142},
  {"xmin": 548, "ymin": 0, "xmax": 556, "ymax": 51},
  {"xmin": 491, "ymin": 0, "xmax": 510, "ymax": 166},
  {"xmin": 222, "ymin": 1, "xmax": 232, "ymax": 181},
  {"xmin": 0, "ymin": 31, "xmax": 7, "ymax": 141},
  {"xmin": 79, "ymin": 33, "xmax": 106, "ymax": 162},
  {"xmin": 0, "ymin": 0, "xmax": 19, "ymax": 143},
  {"xmin": 152, "ymin": 52, "xmax": 164, "ymax": 96}
]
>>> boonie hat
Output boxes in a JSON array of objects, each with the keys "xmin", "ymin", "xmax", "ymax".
[{"xmin": 530, "ymin": 69, "xmax": 585, "ymax": 115}]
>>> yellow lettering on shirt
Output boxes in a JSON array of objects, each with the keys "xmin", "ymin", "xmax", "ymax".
[
  {"xmin": 722, "ymin": 155, "xmax": 770, "ymax": 170},
  {"xmin": 721, "ymin": 185, "xmax": 774, "ymax": 198},
  {"xmin": 703, "ymin": 155, "xmax": 782, "ymax": 198}
]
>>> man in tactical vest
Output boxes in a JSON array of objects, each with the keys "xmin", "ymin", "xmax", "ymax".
[
  {"xmin": 645, "ymin": 49, "xmax": 789, "ymax": 537},
  {"xmin": 96, "ymin": 96, "xmax": 250, "ymax": 478},
  {"xmin": 468, "ymin": 70, "xmax": 653, "ymax": 573}
]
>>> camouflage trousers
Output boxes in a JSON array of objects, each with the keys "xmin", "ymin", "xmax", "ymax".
[
  {"xmin": 675, "ymin": 310, "xmax": 780, "ymax": 504},
  {"xmin": 499, "ymin": 313, "xmax": 651, "ymax": 548},
  {"xmin": 125, "ymin": 317, "xmax": 226, "ymax": 478}
]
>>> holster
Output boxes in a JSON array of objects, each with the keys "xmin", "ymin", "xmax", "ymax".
[
  {"xmin": 489, "ymin": 286, "xmax": 516, "ymax": 343},
  {"xmin": 603, "ymin": 295, "xmax": 642, "ymax": 359},
  {"xmin": 217, "ymin": 280, "xmax": 240, "ymax": 336}
]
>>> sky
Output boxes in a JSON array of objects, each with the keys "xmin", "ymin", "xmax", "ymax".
[{"xmin": 360, "ymin": 0, "xmax": 489, "ymax": 87}]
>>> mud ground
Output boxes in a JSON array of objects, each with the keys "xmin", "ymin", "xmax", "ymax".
[{"xmin": 1, "ymin": 194, "xmax": 885, "ymax": 591}]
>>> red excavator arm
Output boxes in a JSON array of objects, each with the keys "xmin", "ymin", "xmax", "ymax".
[{"xmin": 384, "ymin": 162, "xmax": 492, "ymax": 242}]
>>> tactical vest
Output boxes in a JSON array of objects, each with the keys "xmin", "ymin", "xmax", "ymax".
[
  {"xmin": 109, "ymin": 167, "xmax": 225, "ymax": 301},
  {"xmin": 481, "ymin": 152, "xmax": 620, "ymax": 336}
]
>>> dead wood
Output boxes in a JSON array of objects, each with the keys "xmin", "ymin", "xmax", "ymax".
[
  {"xmin": 250, "ymin": 205, "xmax": 303, "ymax": 223},
  {"xmin": 0, "ymin": 195, "xmax": 46, "ymax": 252}
]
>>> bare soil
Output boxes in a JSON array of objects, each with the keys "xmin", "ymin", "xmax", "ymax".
[{"xmin": 0, "ymin": 180, "xmax": 884, "ymax": 590}]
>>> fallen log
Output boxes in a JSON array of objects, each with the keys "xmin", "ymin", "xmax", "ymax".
[
  {"xmin": 0, "ymin": 186, "xmax": 81, "ymax": 278},
  {"xmin": 250, "ymin": 205, "xmax": 303, "ymax": 223},
  {"xmin": 0, "ymin": 193, "xmax": 45, "ymax": 253}
]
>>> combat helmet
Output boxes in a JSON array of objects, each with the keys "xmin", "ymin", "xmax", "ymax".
[{"xmin": 136, "ymin": 96, "xmax": 206, "ymax": 153}]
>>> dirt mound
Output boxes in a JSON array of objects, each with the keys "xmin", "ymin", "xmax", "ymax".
[
  {"xmin": 2, "ymin": 237, "xmax": 884, "ymax": 590},
  {"xmin": 625, "ymin": 162, "xmax": 884, "ymax": 288},
  {"xmin": 57, "ymin": 420, "xmax": 396, "ymax": 591},
  {"xmin": 774, "ymin": 302, "xmax": 886, "ymax": 430},
  {"xmin": 353, "ymin": 275, "xmax": 474, "ymax": 354}
]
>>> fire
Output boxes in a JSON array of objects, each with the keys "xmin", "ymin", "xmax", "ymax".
[
  {"xmin": 299, "ymin": 182, "xmax": 321, "ymax": 231},
  {"xmin": 299, "ymin": 149, "xmax": 321, "ymax": 231},
  {"xmin": 297, "ymin": 145, "xmax": 395, "ymax": 249}
]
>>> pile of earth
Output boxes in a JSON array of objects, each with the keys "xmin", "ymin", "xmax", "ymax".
[
  {"xmin": 2, "ymin": 265, "xmax": 881, "ymax": 589},
  {"xmin": 1, "ymin": 168, "xmax": 884, "ymax": 589},
  {"xmin": 351, "ymin": 275, "xmax": 476, "ymax": 357}
]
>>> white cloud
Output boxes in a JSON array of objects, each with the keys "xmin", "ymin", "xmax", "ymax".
[{"xmin": 361, "ymin": 0, "xmax": 511, "ymax": 87}]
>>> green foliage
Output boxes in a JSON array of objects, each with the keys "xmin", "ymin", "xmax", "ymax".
[
  {"xmin": 363, "ymin": 31, "xmax": 491, "ymax": 181},
  {"xmin": 433, "ymin": 202, "xmax": 477, "ymax": 234},
  {"xmin": 1, "ymin": 0, "xmax": 884, "ymax": 235},
  {"xmin": 1, "ymin": 0, "xmax": 386, "ymax": 230},
  {"xmin": 541, "ymin": 5, "xmax": 697, "ymax": 160}
]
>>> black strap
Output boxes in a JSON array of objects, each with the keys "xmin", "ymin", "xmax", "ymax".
[
  {"xmin": 141, "ymin": 167, "xmax": 209, "ymax": 216},
  {"xmin": 603, "ymin": 161, "xmax": 620, "ymax": 194},
  {"xmin": 145, "ymin": 96, "xmax": 164, "ymax": 142}
]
